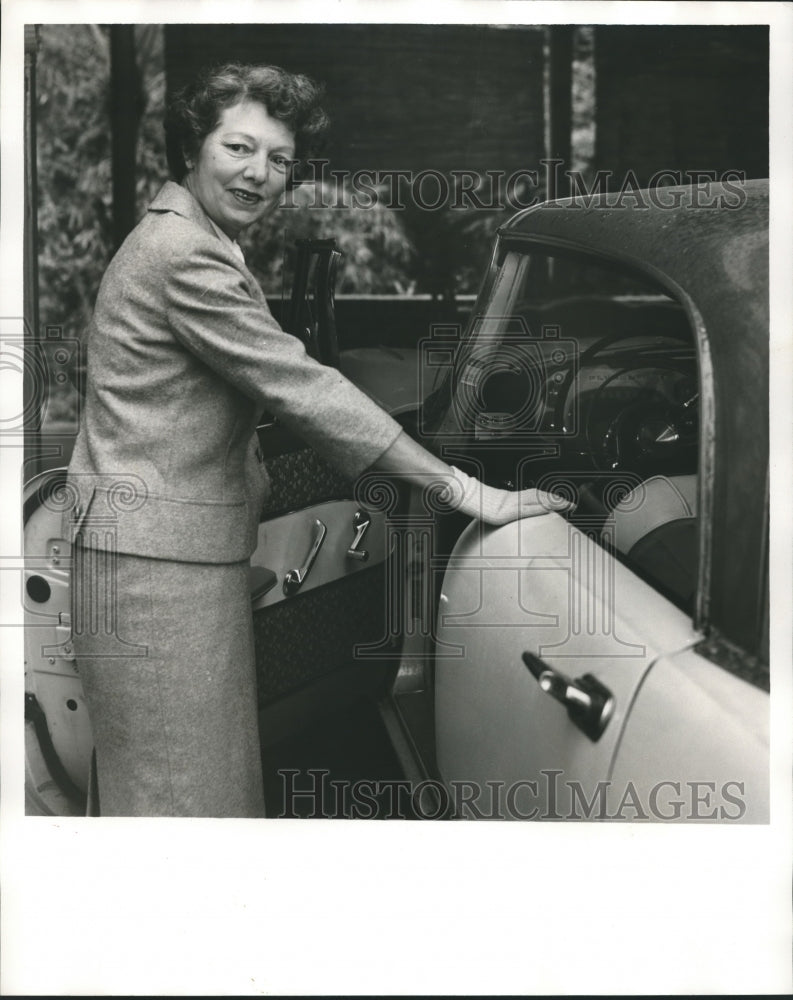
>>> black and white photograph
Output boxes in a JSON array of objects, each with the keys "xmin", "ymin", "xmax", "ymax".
[{"xmin": 1, "ymin": 0, "xmax": 791, "ymax": 994}]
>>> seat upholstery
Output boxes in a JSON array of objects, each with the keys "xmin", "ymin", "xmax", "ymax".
[
  {"xmin": 607, "ymin": 474, "xmax": 698, "ymax": 610},
  {"xmin": 610, "ymin": 475, "xmax": 697, "ymax": 555}
]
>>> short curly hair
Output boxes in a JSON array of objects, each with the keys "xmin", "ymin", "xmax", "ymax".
[{"xmin": 164, "ymin": 62, "xmax": 329, "ymax": 184}]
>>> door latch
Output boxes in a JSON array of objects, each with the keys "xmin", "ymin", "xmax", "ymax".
[
  {"xmin": 522, "ymin": 651, "xmax": 615, "ymax": 742},
  {"xmin": 346, "ymin": 509, "xmax": 370, "ymax": 561}
]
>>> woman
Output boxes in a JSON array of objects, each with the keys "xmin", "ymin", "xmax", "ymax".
[{"xmin": 66, "ymin": 63, "xmax": 568, "ymax": 817}]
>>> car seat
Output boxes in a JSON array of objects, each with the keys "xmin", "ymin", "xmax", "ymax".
[{"xmin": 606, "ymin": 474, "xmax": 698, "ymax": 611}]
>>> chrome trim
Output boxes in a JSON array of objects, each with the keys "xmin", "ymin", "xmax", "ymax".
[{"xmin": 283, "ymin": 518, "xmax": 327, "ymax": 596}]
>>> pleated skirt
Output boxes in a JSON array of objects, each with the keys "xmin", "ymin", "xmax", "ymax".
[{"xmin": 71, "ymin": 544, "xmax": 266, "ymax": 818}]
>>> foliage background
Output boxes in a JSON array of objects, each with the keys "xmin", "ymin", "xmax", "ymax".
[
  {"xmin": 37, "ymin": 25, "xmax": 166, "ymax": 339},
  {"xmin": 37, "ymin": 26, "xmax": 601, "ymax": 323},
  {"xmin": 36, "ymin": 24, "xmax": 465, "ymax": 339}
]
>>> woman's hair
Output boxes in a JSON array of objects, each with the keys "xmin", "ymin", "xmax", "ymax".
[{"xmin": 164, "ymin": 62, "xmax": 329, "ymax": 183}]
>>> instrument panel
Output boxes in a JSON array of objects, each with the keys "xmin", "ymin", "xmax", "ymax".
[{"xmin": 464, "ymin": 333, "xmax": 698, "ymax": 478}]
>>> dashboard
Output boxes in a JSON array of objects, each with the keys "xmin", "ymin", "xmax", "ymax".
[{"xmin": 451, "ymin": 301, "xmax": 699, "ymax": 509}]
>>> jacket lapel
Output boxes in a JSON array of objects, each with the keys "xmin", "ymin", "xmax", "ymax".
[
  {"xmin": 149, "ymin": 181, "xmax": 218, "ymax": 240},
  {"xmin": 148, "ymin": 181, "xmax": 266, "ymax": 301}
]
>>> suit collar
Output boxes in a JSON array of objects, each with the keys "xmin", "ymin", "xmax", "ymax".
[
  {"xmin": 149, "ymin": 181, "xmax": 246, "ymax": 263},
  {"xmin": 149, "ymin": 181, "xmax": 216, "ymax": 238}
]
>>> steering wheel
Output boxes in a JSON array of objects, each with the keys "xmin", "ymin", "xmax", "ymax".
[
  {"xmin": 547, "ymin": 327, "xmax": 697, "ymax": 475},
  {"xmin": 589, "ymin": 372, "xmax": 699, "ymax": 474}
]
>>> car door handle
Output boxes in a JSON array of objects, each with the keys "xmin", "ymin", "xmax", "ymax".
[
  {"xmin": 521, "ymin": 651, "xmax": 615, "ymax": 742},
  {"xmin": 283, "ymin": 519, "xmax": 326, "ymax": 596},
  {"xmin": 346, "ymin": 510, "xmax": 370, "ymax": 561}
]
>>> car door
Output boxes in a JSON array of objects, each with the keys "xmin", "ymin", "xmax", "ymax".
[
  {"xmin": 247, "ymin": 241, "xmax": 421, "ymax": 755},
  {"xmin": 435, "ymin": 513, "xmax": 699, "ymax": 819}
]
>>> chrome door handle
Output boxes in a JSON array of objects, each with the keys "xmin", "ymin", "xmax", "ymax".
[
  {"xmin": 522, "ymin": 651, "xmax": 614, "ymax": 742},
  {"xmin": 346, "ymin": 510, "xmax": 370, "ymax": 561},
  {"xmin": 283, "ymin": 519, "xmax": 326, "ymax": 595}
]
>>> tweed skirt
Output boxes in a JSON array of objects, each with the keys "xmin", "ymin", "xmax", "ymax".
[{"xmin": 71, "ymin": 544, "xmax": 265, "ymax": 817}]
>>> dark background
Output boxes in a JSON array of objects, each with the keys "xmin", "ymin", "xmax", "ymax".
[
  {"xmin": 594, "ymin": 25, "xmax": 768, "ymax": 182},
  {"xmin": 166, "ymin": 24, "xmax": 547, "ymax": 176},
  {"xmin": 165, "ymin": 23, "xmax": 768, "ymax": 184}
]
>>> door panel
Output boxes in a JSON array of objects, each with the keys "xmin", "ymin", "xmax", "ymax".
[
  {"xmin": 252, "ymin": 563, "xmax": 392, "ymax": 707},
  {"xmin": 435, "ymin": 513, "xmax": 699, "ymax": 819},
  {"xmin": 24, "ymin": 470, "xmax": 92, "ymax": 810},
  {"xmin": 252, "ymin": 429, "xmax": 395, "ymax": 708},
  {"xmin": 256, "ymin": 439, "xmax": 355, "ymax": 515},
  {"xmin": 251, "ymin": 500, "xmax": 388, "ymax": 610},
  {"xmin": 609, "ymin": 647, "xmax": 769, "ymax": 822},
  {"xmin": 251, "ymin": 498, "xmax": 391, "ymax": 704}
]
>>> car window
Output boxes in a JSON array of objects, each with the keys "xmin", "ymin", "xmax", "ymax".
[{"xmin": 445, "ymin": 247, "xmax": 700, "ymax": 613}]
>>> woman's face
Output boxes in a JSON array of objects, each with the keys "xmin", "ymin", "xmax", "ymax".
[{"xmin": 184, "ymin": 100, "xmax": 296, "ymax": 240}]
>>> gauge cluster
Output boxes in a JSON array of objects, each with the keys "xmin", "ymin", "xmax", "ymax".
[
  {"xmin": 454, "ymin": 328, "xmax": 698, "ymax": 514},
  {"xmin": 563, "ymin": 353, "xmax": 698, "ymax": 475}
]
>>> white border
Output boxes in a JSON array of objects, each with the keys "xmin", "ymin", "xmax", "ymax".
[{"xmin": 2, "ymin": 2, "xmax": 791, "ymax": 995}]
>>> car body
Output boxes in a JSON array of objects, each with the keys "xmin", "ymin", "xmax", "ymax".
[
  {"xmin": 24, "ymin": 179, "xmax": 769, "ymax": 821},
  {"xmin": 423, "ymin": 178, "xmax": 768, "ymax": 821}
]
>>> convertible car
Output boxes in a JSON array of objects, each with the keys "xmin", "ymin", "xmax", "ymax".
[{"xmin": 23, "ymin": 178, "xmax": 769, "ymax": 821}]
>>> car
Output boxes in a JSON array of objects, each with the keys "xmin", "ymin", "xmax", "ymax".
[{"xmin": 23, "ymin": 178, "xmax": 769, "ymax": 821}]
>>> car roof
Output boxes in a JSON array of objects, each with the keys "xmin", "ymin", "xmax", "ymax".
[{"xmin": 501, "ymin": 179, "xmax": 768, "ymax": 334}]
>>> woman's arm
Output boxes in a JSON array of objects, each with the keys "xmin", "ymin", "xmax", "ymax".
[
  {"xmin": 160, "ymin": 224, "xmax": 568, "ymax": 526},
  {"xmin": 370, "ymin": 430, "xmax": 572, "ymax": 525}
]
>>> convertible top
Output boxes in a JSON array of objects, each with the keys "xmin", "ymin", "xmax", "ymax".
[{"xmin": 502, "ymin": 179, "xmax": 768, "ymax": 341}]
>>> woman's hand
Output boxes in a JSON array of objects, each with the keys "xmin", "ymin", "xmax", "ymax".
[{"xmin": 442, "ymin": 466, "xmax": 574, "ymax": 525}]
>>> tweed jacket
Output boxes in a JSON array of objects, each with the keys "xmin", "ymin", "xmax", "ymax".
[{"xmin": 65, "ymin": 181, "xmax": 402, "ymax": 563}]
